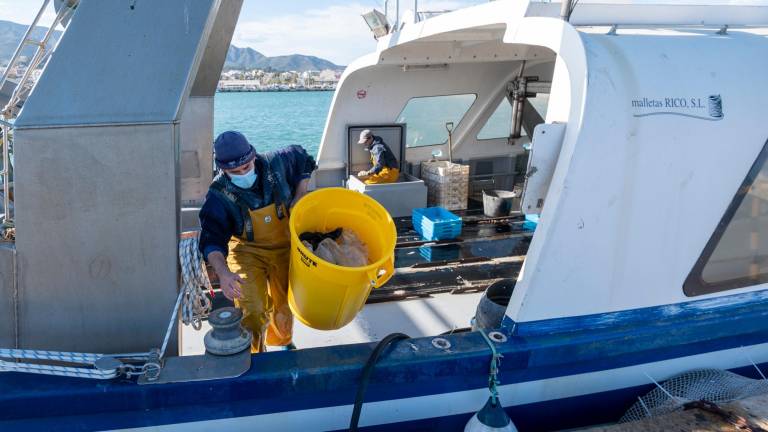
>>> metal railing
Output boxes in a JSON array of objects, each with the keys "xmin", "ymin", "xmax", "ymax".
[
  {"xmin": 0, "ymin": 0, "xmax": 76, "ymax": 224},
  {"xmin": 383, "ymin": 0, "xmax": 491, "ymax": 31}
]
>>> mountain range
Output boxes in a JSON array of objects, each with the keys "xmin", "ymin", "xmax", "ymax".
[
  {"xmin": 0, "ymin": 20, "xmax": 343, "ymax": 72},
  {"xmin": 224, "ymin": 46, "xmax": 342, "ymax": 72}
]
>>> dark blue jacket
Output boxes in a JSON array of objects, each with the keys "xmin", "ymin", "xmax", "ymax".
[
  {"xmin": 365, "ymin": 136, "xmax": 399, "ymax": 175},
  {"xmin": 199, "ymin": 145, "xmax": 316, "ymax": 259}
]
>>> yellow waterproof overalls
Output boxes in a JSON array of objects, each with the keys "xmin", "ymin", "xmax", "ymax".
[
  {"xmin": 363, "ymin": 153, "xmax": 399, "ymax": 184},
  {"xmin": 226, "ymin": 202, "xmax": 292, "ymax": 353}
]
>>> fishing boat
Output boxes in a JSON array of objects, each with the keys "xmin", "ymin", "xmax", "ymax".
[{"xmin": 2, "ymin": 0, "xmax": 768, "ymax": 430}]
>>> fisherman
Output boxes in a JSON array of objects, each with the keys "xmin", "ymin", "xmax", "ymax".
[
  {"xmin": 199, "ymin": 131, "xmax": 316, "ymax": 352},
  {"xmin": 356, "ymin": 129, "xmax": 400, "ymax": 184}
]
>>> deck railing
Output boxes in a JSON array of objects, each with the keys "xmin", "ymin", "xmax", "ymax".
[{"xmin": 383, "ymin": 0, "xmax": 499, "ymax": 31}]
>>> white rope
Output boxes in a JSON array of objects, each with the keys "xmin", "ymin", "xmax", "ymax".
[
  {"xmin": 179, "ymin": 232, "xmax": 213, "ymax": 330},
  {"xmin": 0, "ymin": 348, "xmax": 102, "ymax": 364},
  {"xmin": 0, "ymin": 359, "xmax": 118, "ymax": 379}
]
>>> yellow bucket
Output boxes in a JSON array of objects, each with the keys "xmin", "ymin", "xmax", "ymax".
[{"xmin": 288, "ymin": 188, "xmax": 396, "ymax": 330}]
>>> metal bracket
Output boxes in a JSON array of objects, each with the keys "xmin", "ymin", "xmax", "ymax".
[{"xmin": 137, "ymin": 350, "xmax": 251, "ymax": 385}]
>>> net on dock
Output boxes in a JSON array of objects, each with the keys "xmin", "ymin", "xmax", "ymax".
[{"xmin": 620, "ymin": 368, "xmax": 768, "ymax": 423}]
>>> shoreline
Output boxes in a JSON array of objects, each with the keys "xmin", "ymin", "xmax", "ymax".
[{"xmin": 217, "ymin": 88, "xmax": 335, "ymax": 93}]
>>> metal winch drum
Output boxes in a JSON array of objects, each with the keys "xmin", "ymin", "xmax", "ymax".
[
  {"xmin": 473, "ymin": 279, "xmax": 516, "ymax": 330},
  {"xmin": 204, "ymin": 307, "xmax": 253, "ymax": 355}
]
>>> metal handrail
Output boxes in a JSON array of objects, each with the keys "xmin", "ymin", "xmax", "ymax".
[
  {"xmin": 383, "ymin": 0, "xmax": 494, "ymax": 31},
  {"xmin": 0, "ymin": 0, "xmax": 76, "ymax": 224},
  {"xmin": 0, "ymin": 0, "xmax": 52, "ymax": 89},
  {"xmin": 4, "ymin": 3, "xmax": 72, "ymax": 119},
  {"xmin": 0, "ymin": 123, "xmax": 10, "ymax": 224}
]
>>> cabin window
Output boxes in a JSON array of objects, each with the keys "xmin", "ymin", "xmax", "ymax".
[
  {"xmin": 528, "ymin": 93, "xmax": 550, "ymax": 120},
  {"xmin": 477, "ymin": 98, "xmax": 516, "ymax": 140},
  {"xmin": 684, "ymin": 140, "xmax": 768, "ymax": 296},
  {"xmin": 397, "ymin": 94, "xmax": 476, "ymax": 147}
]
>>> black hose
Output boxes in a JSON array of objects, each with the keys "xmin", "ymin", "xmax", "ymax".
[{"xmin": 349, "ymin": 332, "xmax": 410, "ymax": 431}]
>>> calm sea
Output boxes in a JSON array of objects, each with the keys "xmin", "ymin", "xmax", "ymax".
[{"xmin": 214, "ymin": 91, "xmax": 333, "ymax": 157}]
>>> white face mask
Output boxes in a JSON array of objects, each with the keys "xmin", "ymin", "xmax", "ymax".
[{"xmin": 229, "ymin": 167, "xmax": 257, "ymax": 189}]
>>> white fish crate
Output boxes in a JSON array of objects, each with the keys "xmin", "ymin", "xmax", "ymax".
[{"xmin": 421, "ymin": 161, "xmax": 470, "ymax": 210}]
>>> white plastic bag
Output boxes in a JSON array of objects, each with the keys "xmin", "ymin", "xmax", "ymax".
[
  {"xmin": 335, "ymin": 230, "xmax": 369, "ymax": 267},
  {"xmin": 315, "ymin": 238, "xmax": 339, "ymax": 265}
]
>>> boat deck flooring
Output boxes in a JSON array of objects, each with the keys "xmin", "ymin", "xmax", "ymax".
[
  {"xmin": 181, "ymin": 290, "xmax": 482, "ymax": 354},
  {"xmin": 186, "ymin": 205, "xmax": 528, "ymax": 353}
]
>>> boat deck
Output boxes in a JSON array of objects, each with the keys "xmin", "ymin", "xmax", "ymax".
[{"xmin": 184, "ymin": 204, "xmax": 530, "ymax": 353}]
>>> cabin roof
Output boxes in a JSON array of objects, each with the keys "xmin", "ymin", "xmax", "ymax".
[{"xmin": 375, "ymin": 0, "xmax": 768, "ymax": 57}]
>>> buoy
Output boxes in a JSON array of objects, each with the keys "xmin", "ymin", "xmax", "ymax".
[
  {"xmin": 464, "ymin": 396, "xmax": 518, "ymax": 432},
  {"xmin": 204, "ymin": 307, "xmax": 252, "ymax": 355}
]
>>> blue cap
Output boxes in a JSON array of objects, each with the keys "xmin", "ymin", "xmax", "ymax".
[{"xmin": 214, "ymin": 131, "xmax": 256, "ymax": 170}]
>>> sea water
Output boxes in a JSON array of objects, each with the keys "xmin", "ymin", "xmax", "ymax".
[{"xmin": 214, "ymin": 91, "xmax": 333, "ymax": 157}]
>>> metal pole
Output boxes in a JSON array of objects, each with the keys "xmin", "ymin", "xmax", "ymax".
[
  {"xmin": 1, "ymin": 123, "xmax": 10, "ymax": 223},
  {"xmin": 395, "ymin": 0, "xmax": 399, "ymax": 31},
  {"xmin": 0, "ymin": 0, "xmax": 53, "ymax": 86},
  {"xmin": 414, "ymin": 0, "xmax": 418, "ymax": 22},
  {"xmin": 5, "ymin": 5, "xmax": 69, "ymax": 116},
  {"xmin": 560, "ymin": 0, "xmax": 573, "ymax": 22}
]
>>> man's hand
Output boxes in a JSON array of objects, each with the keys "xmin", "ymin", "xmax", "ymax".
[
  {"xmin": 206, "ymin": 251, "xmax": 243, "ymax": 300},
  {"xmin": 218, "ymin": 269, "xmax": 244, "ymax": 300},
  {"xmin": 357, "ymin": 170, "xmax": 368, "ymax": 177},
  {"xmin": 291, "ymin": 178, "xmax": 311, "ymax": 209}
]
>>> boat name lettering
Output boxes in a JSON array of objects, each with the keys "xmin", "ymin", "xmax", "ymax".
[{"xmin": 631, "ymin": 95, "xmax": 724, "ymax": 121}]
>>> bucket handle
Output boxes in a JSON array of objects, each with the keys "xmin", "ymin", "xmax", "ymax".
[{"xmin": 367, "ymin": 254, "xmax": 394, "ymax": 289}]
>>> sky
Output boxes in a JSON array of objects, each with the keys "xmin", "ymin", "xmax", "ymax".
[
  {"xmin": 1, "ymin": 0, "xmax": 766, "ymax": 65},
  {"xmin": 0, "ymin": 0, "xmax": 481, "ymax": 65}
]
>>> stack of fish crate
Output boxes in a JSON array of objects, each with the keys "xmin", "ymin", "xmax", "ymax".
[{"xmin": 420, "ymin": 161, "xmax": 470, "ymax": 211}]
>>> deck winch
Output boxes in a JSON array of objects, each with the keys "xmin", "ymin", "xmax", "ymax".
[{"xmin": 204, "ymin": 307, "xmax": 253, "ymax": 355}]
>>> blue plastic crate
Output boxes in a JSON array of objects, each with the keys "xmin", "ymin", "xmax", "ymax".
[
  {"xmin": 418, "ymin": 244, "xmax": 461, "ymax": 262},
  {"xmin": 522, "ymin": 214, "xmax": 539, "ymax": 231},
  {"xmin": 412, "ymin": 207, "xmax": 462, "ymax": 241}
]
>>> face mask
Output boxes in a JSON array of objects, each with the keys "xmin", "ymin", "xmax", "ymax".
[{"xmin": 229, "ymin": 168, "xmax": 257, "ymax": 189}]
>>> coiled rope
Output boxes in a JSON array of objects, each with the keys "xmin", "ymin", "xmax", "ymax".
[{"xmin": 179, "ymin": 232, "xmax": 213, "ymax": 330}]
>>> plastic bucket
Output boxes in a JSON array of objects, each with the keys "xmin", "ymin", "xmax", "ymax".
[
  {"xmin": 288, "ymin": 188, "xmax": 397, "ymax": 330},
  {"xmin": 482, "ymin": 189, "xmax": 518, "ymax": 217}
]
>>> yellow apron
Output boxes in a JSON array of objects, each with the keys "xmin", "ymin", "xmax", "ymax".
[
  {"xmin": 226, "ymin": 203, "xmax": 292, "ymax": 353},
  {"xmin": 364, "ymin": 154, "xmax": 399, "ymax": 184}
]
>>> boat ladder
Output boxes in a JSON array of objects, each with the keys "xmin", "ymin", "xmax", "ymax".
[{"xmin": 0, "ymin": 0, "xmax": 78, "ymax": 225}]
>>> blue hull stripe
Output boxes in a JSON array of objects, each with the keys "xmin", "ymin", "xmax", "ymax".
[{"xmin": 2, "ymin": 289, "xmax": 768, "ymax": 431}]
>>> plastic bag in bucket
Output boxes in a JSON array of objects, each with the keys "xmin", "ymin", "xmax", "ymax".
[{"xmin": 288, "ymin": 188, "xmax": 396, "ymax": 330}]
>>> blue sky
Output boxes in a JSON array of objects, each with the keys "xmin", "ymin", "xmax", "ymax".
[
  {"xmin": 0, "ymin": 0, "xmax": 480, "ymax": 65},
  {"xmin": 2, "ymin": 1, "xmax": 765, "ymax": 64}
]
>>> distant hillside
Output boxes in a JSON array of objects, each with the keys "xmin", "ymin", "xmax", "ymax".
[
  {"xmin": 0, "ymin": 20, "xmax": 342, "ymax": 72},
  {"xmin": 225, "ymin": 46, "xmax": 342, "ymax": 72},
  {"xmin": 0, "ymin": 20, "xmax": 61, "ymax": 66}
]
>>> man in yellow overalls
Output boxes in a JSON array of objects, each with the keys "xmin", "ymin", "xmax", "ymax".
[
  {"xmin": 356, "ymin": 129, "xmax": 400, "ymax": 184},
  {"xmin": 199, "ymin": 131, "xmax": 316, "ymax": 352}
]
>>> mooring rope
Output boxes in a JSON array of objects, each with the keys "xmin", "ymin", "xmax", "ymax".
[{"xmin": 178, "ymin": 232, "xmax": 213, "ymax": 330}]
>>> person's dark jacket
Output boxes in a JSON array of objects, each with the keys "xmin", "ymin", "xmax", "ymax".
[
  {"xmin": 365, "ymin": 136, "xmax": 399, "ymax": 176},
  {"xmin": 199, "ymin": 145, "xmax": 316, "ymax": 259}
]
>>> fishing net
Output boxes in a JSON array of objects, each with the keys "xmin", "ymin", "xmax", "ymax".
[{"xmin": 620, "ymin": 368, "xmax": 768, "ymax": 423}]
